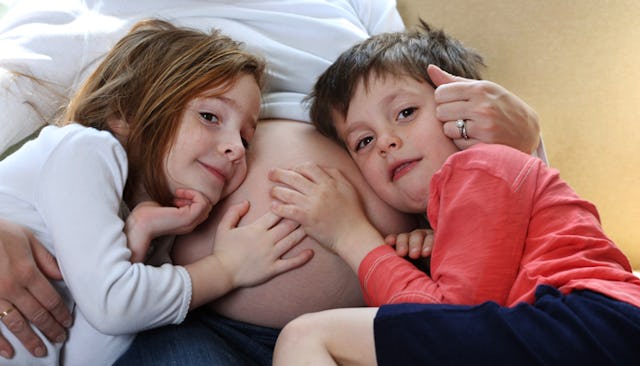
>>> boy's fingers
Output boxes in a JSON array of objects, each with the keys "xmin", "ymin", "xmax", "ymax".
[
  {"xmin": 270, "ymin": 185, "xmax": 306, "ymax": 207},
  {"xmin": 270, "ymin": 167, "xmax": 316, "ymax": 194}
]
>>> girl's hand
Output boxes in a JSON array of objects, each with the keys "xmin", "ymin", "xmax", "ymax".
[
  {"xmin": 212, "ymin": 201, "xmax": 313, "ymax": 288},
  {"xmin": 384, "ymin": 228, "xmax": 433, "ymax": 259},
  {"xmin": 126, "ymin": 189, "xmax": 213, "ymax": 262},
  {"xmin": 428, "ymin": 64, "xmax": 540, "ymax": 154},
  {"xmin": 268, "ymin": 163, "xmax": 370, "ymax": 253}
]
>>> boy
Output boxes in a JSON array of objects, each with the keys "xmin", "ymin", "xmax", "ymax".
[{"xmin": 268, "ymin": 21, "xmax": 640, "ymax": 365}]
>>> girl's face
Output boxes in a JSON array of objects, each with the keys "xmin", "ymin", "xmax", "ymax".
[
  {"xmin": 335, "ymin": 74, "xmax": 459, "ymax": 213},
  {"xmin": 164, "ymin": 74, "xmax": 261, "ymax": 205}
]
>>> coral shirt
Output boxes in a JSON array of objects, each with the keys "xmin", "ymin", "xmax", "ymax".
[{"xmin": 359, "ymin": 143, "xmax": 640, "ymax": 308}]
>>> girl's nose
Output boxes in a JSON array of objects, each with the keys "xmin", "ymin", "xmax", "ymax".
[{"xmin": 220, "ymin": 136, "xmax": 246, "ymax": 162}]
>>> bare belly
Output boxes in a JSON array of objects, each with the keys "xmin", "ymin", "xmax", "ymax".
[{"xmin": 172, "ymin": 120, "xmax": 416, "ymax": 328}]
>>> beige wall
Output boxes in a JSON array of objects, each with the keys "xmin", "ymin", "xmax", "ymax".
[{"xmin": 398, "ymin": 0, "xmax": 640, "ymax": 268}]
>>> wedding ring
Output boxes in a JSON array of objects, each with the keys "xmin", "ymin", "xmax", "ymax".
[
  {"xmin": 456, "ymin": 119, "xmax": 469, "ymax": 140},
  {"xmin": 0, "ymin": 306, "xmax": 14, "ymax": 320}
]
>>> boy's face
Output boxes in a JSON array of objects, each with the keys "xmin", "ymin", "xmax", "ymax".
[{"xmin": 335, "ymin": 74, "xmax": 458, "ymax": 213}]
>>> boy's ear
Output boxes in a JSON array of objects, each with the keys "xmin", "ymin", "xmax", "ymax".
[{"xmin": 108, "ymin": 117, "xmax": 130, "ymax": 143}]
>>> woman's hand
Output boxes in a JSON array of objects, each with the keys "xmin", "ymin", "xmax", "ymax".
[
  {"xmin": 428, "ymin": 64, "xmax": 540, "ymax": 154},
  {"xmin": 0, "ymin": 219, "xmax": 71, "ymax": 359},
  {"xmin": 384, "ymin": 228, "xmax": 433, "ymax": 259}
]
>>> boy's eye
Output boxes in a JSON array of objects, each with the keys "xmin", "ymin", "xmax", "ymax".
[
  {"xmin": 398, "ymin": 107, "xmax": 416, "ymax": 120},
  {"xmin": 199, "ymin": 112, "xmax": 219, "ymax": 124},
  {"xmin": 241, "ymin": 137, "xmax": 249, "ymax": 149},
  {"xmin": 355, "ymin": 136, "xmax": 374, "ymax": 151}
]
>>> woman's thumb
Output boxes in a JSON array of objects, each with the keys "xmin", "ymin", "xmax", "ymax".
[
  {"xmin": 428, "ymin": 64, "xmax": 468, "ymax": 86},
  {"xmin": 31, "ymin": 236, "xmax": 62, "ymax": 280}
]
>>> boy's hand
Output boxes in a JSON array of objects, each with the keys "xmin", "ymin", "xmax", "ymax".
[
  {"xmin": 384, "ymin": 228, "xmax": 433, "ymax": 259},
  {"xmin": 126, "ymin": 189, "xmax": 213, "ymax": 262},
  {"xmin": 428, "ymin": 64, "xmax": 540, "ymax": 154},
  {"xmin": 268, "ymin": 163, "xmax": 369, "ymax": 252},
  {"xmin": 212, "ymin": 201, "xmax": 313, "ymax": 288}
]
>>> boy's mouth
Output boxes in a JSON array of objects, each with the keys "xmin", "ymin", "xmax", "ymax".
[{"xmin": 390, "ymin": 158, "xmax": 421, "ymax": 181}]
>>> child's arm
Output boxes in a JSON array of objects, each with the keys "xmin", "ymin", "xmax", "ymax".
[
  {"xmin": 185, "ymin": 200, "xmax": 313, "ymax": 309},
  {"xmin": 384, "ymin": 228, "xmax": 433, "ymax": 259},
  {"xmin": 268, "ymin": 162, "xmax": 384, "ymax": 273},
  {"xmin": 125, "ymin": 188, "xmax": 212, "ymax": 262}
]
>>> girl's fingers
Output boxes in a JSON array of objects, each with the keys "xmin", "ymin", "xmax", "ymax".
[
  {"xmin": 272, "ymin": 227, "xmax": 306, "ymax": 256},
  {"xmin": 218, "ymin": 201, "xmax": 250, "ymax": 230},
  {"xmin": 251, "ymin": 211, "xmax": 285, "ymax": 230},
  {"xmin": 273, "ymin": 249, "xmax": 314, "ymax": 275},
  {"xmin": 267, "ymin": 219, "xmax": 300, "ymax": 240}
]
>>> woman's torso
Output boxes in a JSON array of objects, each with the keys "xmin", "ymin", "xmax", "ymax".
[{"xmin": 172, "ymin": 120, "xmax": 417, "ymax": 328}]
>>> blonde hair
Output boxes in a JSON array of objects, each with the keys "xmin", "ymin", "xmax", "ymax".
[{"xmin": 60, "ymin": 19, "xmax": 265, "ymax": 205}]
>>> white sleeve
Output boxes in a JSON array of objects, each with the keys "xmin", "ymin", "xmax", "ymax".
[{"xmin": 36, "ymin": 129, "xmax": 191, "ymax": 335}]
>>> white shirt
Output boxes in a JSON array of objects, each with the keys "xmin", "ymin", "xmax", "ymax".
[
  {"xmin": 0, "ymin": 0, "xmax": 405, "ymax": 152},
  {"xmin": 0, "ymin": 124, "xmax": 192, "ymax": 365}
]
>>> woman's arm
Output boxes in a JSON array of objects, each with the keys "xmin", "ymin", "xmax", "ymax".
[{"xmin": 0, "ymin": 219, "xmax": 71, "ymax": 358}]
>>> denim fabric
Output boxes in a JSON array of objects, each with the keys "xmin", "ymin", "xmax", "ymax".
[{"xmin": 114, "ymin": 309, "xmax": 280, "ymax": 366}]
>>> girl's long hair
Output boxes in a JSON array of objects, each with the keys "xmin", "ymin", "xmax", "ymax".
[{"xmin": 60, "ymin": 19, "xmax": 265, "ymax": 205}]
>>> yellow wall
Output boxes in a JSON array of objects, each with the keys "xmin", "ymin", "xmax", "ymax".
[{"xmin": 398, "ymin": 0, "xmax": 640, "ymax": 268}]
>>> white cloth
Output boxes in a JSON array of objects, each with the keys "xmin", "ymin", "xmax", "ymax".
[
  {"xmin": 0, "ymin": 0, "xmax": 405, "ymax": 153},
  {"xmin": 0, "ymin": 124, "xmax": 192, "ymax": 365}
]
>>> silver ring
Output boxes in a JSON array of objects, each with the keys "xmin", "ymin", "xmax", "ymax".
[
  {"xmin": 0, "ymin": 306, "xmax": 14, "ymax": 320},
  {"xmin": 456, "ymin": 119, "xmax": 469, "ymax": 140}
]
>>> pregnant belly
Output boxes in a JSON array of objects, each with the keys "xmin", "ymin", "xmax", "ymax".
[{"xmin": 172, "ymin": 120, "xmax": 416, "ymax": 328}]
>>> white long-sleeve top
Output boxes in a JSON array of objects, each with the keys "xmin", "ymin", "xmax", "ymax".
[{"xmin": 0, "ymin": 123, "xmax": 192, "ymax": 365}]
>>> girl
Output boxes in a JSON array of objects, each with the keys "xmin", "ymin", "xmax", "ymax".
[{"xmin": 0, "ymin": 19, "xmax": 311, "ymax": 365}]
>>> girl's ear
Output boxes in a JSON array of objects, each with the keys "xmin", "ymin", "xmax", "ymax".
[{"xmin": 108, "ymin": 117, "xmax": 130, "ymax": 144}]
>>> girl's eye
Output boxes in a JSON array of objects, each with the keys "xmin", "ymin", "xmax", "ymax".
[
  {"xmin": 241, "ymin": 137, "xmax": 249, "ymax": 149},
  {"xmin": 398, "ymin": 107, "xmax": 416, "ymax": 120},
  {"xmin": 199, "ymin": 112, "xmax": 219, "ymax": 124},
  {"xmin": 355, "ymin": 136, "xmax": 374, "ymax": 151}
]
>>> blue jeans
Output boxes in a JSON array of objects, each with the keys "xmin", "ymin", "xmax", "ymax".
[{"xmin": 113, "ymin": 309, "xmax": 280, "ymax": 366}]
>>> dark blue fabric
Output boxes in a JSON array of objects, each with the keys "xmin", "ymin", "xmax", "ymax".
[
  {"xmin": 113, "ymin": 309, "xmax": 280, "ymax": 366},
  {"xmin": 374, "ymin": 285, "xmax": 640, "ymax": 366}
]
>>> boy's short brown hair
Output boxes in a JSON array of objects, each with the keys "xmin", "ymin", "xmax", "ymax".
[{"xmin": 308, "ymin": 20, "xmax": 485, "ymax": 148}]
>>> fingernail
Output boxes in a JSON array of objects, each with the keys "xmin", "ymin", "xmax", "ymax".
[
  {"xmin": 63, "ymin": 318, "xmax": 72, "ymax": 327},
  {"xmin": 34, "ymin": 346, "xmax": 46, "ymax": 357},
  {"xmin": 0, "ymin": 350, "xmax": 10, "ymax": 358},
  {"xmin": 56, "ymin": 334, "xmax": 67, "ymax": 343}
]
